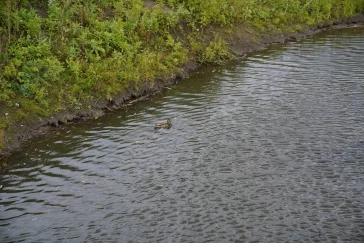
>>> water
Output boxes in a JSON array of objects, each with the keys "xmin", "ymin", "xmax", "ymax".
[{"xmin": 1, "ymin": 27, "xmax": 364, "ymax": 242}]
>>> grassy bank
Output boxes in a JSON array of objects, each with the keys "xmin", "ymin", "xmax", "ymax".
[{"xmin": 1, "ymin": 0, "xmax": 364, "ymax": 152}]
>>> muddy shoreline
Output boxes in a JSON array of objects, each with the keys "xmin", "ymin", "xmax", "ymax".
[{"xmin": 1, "ymin": 15, "xmax": 364, "ymax": 156}]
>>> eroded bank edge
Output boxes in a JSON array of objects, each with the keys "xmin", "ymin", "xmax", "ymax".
[{"xmin": 1, "ymin": 15, "xmax": 363, "ymax": 156}]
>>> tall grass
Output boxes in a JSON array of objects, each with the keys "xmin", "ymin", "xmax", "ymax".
[{"xmin": 0, "ymin": 0, "xmax": 363, "ymax": 113}]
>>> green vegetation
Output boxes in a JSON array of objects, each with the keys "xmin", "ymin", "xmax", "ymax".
[{"xmin": 1, "ymin": 0, "xmax": 364, "ymax": 151}]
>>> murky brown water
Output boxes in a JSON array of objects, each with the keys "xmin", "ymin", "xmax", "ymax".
[{"xmin": 1, "ymin": 27, "xmax": 364, "ymax": 242}]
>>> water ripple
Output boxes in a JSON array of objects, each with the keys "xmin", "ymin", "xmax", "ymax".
[{"xmin": 1, "ymin": 27, "xmax": 364, "ymax": 242}]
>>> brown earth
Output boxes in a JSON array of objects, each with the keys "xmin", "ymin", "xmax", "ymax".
[{"xmin": 1, "ymin": 15, "xmax": 364, "ymax": 157}]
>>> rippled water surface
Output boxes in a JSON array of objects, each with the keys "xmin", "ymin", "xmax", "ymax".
[{"xmin": 2, "ymin": 27, "xmax": 364, "ymax": 242}]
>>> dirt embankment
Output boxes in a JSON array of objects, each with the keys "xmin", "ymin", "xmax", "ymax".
[{"xmin": 1, "ymin": 15, "xmax": 364, "ymax": 157}]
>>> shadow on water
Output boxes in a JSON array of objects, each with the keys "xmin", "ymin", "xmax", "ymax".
[{"xmin": 1, "ymin": 27, "xmax": 364, "ymax": 242}]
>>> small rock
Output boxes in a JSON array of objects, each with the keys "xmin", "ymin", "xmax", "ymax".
[
  {"xmin": 5, "ymin": 113, "xmax": 9, "ymax": 117},
  {"xmin": 15, "ymin": 103, "xmax": 20, "ymax": 107}
]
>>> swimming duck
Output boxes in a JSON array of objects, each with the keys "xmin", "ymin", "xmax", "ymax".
[{"xmin": 154, "ymin": 119, "xmax": 172, "ymax": 129}]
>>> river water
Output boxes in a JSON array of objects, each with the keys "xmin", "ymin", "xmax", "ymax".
[{"xmin": 1, "ymin": 27, "xmax": 364, "ymax": 242}]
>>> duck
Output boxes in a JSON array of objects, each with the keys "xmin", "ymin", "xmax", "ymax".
[{"xmin": 154, "ymin": 119, "xmax": 172, "ymax": 129}]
